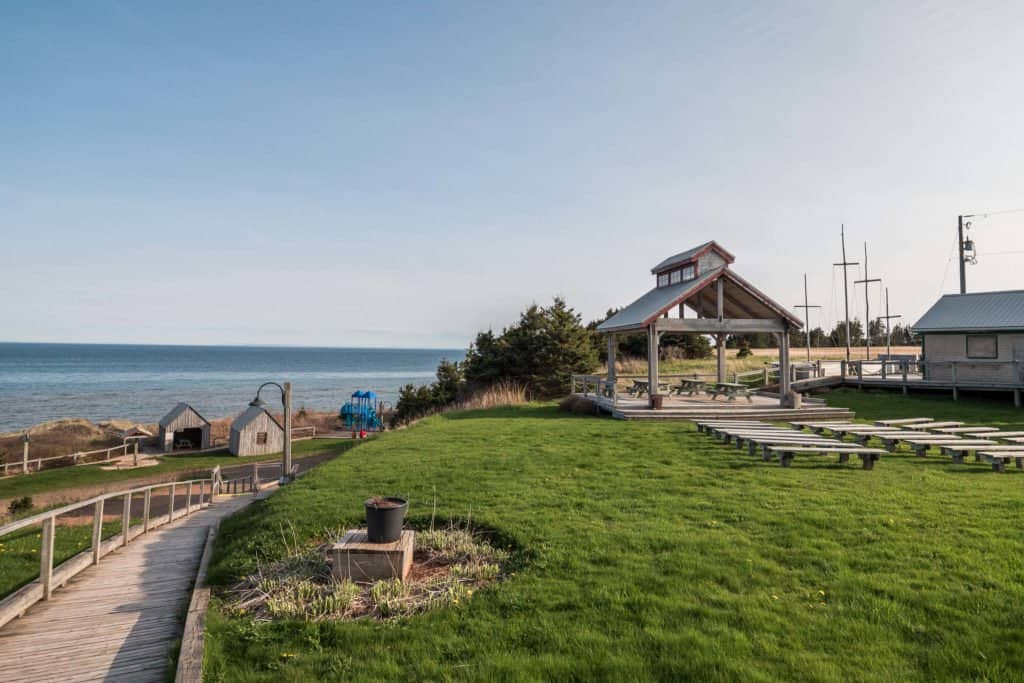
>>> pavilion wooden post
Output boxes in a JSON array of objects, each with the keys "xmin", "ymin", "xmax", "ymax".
[
  {"xmin": 716, "ymin": 279, "xmax": 726, "ymax": 383},
  {"xmin": 606, "ymin": 334, "xmax": 617, "ymax": 404},
  {"xmin": 716, "ymin": 335, "xmax": 726, "ymax": 384},
  {"xmin": 778, "ymin": 329, "xmax": 792, "ymax": 406},
  {"xmin": 647, "ymin": 323, "xmax": 659, "ymax": 408}
]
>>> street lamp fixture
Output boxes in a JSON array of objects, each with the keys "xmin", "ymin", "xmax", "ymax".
[{"xmin": 249, "ymin": 381, "xmax": 293, "ymax": 485}]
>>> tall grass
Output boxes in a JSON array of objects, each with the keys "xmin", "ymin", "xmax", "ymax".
[{"xmin": 454, "ymin": 380, "xmax": 528, "ymax": 411}]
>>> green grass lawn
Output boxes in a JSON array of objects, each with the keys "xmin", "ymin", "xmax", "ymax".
[
  {"xmin": 0, "ymin": 519, "xmax": 129, "ymax": 598},
  {"xmin": 0, "ymin": 438, "xmax": 355, "ymax": 502},
  {"xmin": 203, "ymin": 395, "xmax": 1024, "ymax": 681}
]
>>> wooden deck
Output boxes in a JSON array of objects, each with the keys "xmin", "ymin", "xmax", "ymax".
[
  {"xmin": 0, "ymin": 492, "xmax": 268, "ymax": 683},
  {"xmin": 579, "ymin": 393, "xmax": 855, "ymax": 421}
]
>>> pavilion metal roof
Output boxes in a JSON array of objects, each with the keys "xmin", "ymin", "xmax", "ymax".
[
  {"xmin": 596, "ymin": 266, "xmax": 802, "ymax": 334},
  {"xmin": 913, "ymin": 290, "xmax": 1024, "ymax": 333}
]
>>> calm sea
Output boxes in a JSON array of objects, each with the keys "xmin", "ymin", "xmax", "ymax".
[{"xmin": 0, "ymin": 343, "xmax": 464, "ymax": 432}]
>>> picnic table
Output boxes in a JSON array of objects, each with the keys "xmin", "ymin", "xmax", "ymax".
[
  {"xmin": 628, "ymin": 379, "xmax": 670, "ymax": 397},
  {"xmin": 706, "ymin": 382, "xmax": 753, "ymax": 402},
  {"xmin": 674, "ymin": 378, "xmax": 707, "ymax": 396}
]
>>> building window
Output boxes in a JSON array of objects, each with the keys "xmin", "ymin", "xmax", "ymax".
[
  {"xmin": 681, "ymin": 264, "xmax": 695, "ymax": 281},
  {"xmin": 966, "ymin": 334, "xmax": 997, "ymax": 359},
  {"xmin": 669, "ymin": 270, "xmax": 681, "ymax": 285},
  {"xmin": 256, "ymin": 431, "xmax": 268, "ymax": 445},
  {"xmin": 657, "ymin": 273, "xmax": 669, "ymax": 287}
]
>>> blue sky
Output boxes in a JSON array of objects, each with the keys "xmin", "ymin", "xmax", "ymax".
[{"xmin": 2, "ymin": 1, "xmax": 1023, "ymax": 347}]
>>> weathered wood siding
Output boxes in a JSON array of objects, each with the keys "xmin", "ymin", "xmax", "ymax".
[
  {"xmin": 698, "ymin": 250, "xmax": 727, "ymax": 274},
  {"xmin": 923, "ymin": 333, "xmax": 1024, "ymax": 384},
  {"xmin": 159, "ymin": 406, "xmax": 211, "ymax": 452},
  {"xmin": 229, "ymin": 411, "xmax": 284, "ymax": 457}
]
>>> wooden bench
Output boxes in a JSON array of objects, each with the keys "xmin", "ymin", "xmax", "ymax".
[
  {"xmin": 695, "ymin": 420, "xmax": 771, "ymax": 434},
  {"xmin": 901, "ymin": 438, "xmax": 995, "ymax": 457},
  {"xmin": 875, "ymin": 434, "xmax": 962, "ymax": 452},
  {"xmin": 942, "ymin": 444, "xmax": 1024, "ymax": 464},
  {"xmin": 977, "ymin": 450, "xmax": 1024, "ymax": 472},
  {"xmin": 874, "ymin": 417, "xmax": 933, "ymax": 427},
  {"xmin": 904, "ymin": 421, "xmax": 964, "ymax": 431},
  {"xmin": 767, "ymin": 445, "xmax": 885, "ymax": 469},
  {"xmin": 933, "ymin": 426, "xmax": 1000, "ymax": 435},
  {"xmin": 746, "ymin": 437, "xmax": 848, "ymax": 459}
]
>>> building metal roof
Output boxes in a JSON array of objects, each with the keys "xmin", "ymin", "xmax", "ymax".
[
  {"xmin": 913, "ymin": 290, "xmax": 1024, "ymax": 333},
  {"xmin": 596, "ymin": 266, "xmax": 802, "ymax": 333},
  {"xmin": 158, "ymin": 403, "xmax": 209, "ymax": 428},
  {"xmin": 650, "ymin": 240, "xmax": 735, "ymax": 274},
  {"xmin": 230, "ymin": 405, "xmax": 283, "ymax": 432}
]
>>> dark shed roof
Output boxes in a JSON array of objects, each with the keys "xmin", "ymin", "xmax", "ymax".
[
  {"xmin": 230, "ymin": 405, "xmax": 283, "ymax": 432},
  {"xmin": 913, "ymin": 290, "xmax": 1024, "ymax": 333},
  {"xmin": 158, "ymin": 403, "xmax": 210, "ymax": 428}
]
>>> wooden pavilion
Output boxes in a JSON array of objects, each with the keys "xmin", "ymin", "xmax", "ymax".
[{"xmin": 596, "ymin": 241, "xmax": 803, "ymax": 407}]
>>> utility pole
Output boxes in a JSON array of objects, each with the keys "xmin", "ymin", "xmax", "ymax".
[
  {"xmin": 958, "ymin": 215, "xmax": 965, "ymax": 294},
  {"xmin": 834, "ymin": 225, "xmax": 859, "ymax": 363},
  {"xmin": 878, "ymin": 287, "xmax": 901, "ymax": 360},
  {"xmin": 854, "ymin": 243, "xmax": 882, "ymax": 360},
  {"xmin": 957, "ymin": 214, "xmax": 977, "ymax": 294},
  {"xmin": 793, "ymin": 273, "xmax": 821, "ymax": 363}
]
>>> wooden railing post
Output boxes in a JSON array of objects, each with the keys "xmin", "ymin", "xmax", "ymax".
[
  {"xmin": 92, "ymin": 499, "xmax": 105, "ymax": 565},
  {"xmin": 40, "ymin": 517, "xmax": 55, "ymax": 600},
  {"xmin": 143, "ymin": 489, "xmax": 151, "ymax": 532},
  {"xmin": 185, "ymin": 482, "xmax": 193, "ymax": 515},
  {"xmin": 122, "ymin": 492, "xmax": 131, "ymax": 546},
  {"xmin": 840, "ymin": 360, "xmax": 846, "ymax": 379},
  {"xmin": 252, "ymin": 463, "xmax": 260, "ymax": 493},
  {"xmin": 168, "ymin": 482, "xmax": 176, "ymax": 523}
]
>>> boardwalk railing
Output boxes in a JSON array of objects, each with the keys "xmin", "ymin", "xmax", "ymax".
[
  {"xmin": 0, "ymin": 466, "xmax": 223, "ymax": 630},
  {"xmin": 2, "ymin": 428, "xmax": 319, "ymax": 479},
  {"xmin": 2, "ymin": 442, "xmax": 139, "ymax": 478}
]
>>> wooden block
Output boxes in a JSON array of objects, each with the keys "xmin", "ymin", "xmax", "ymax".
[{"xmin": 329, "ymin": 530, "xmax": 414, "ymax": 582}]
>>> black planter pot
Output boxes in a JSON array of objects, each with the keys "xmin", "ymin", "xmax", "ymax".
[{"xmin": 364, "ymin": 497, "xmax": 408, "ymax": 543}]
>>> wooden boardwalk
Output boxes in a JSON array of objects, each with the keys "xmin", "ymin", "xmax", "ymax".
[{"xmin": 0, "ymin": 492, "xmax": 267, "ymax": 683}]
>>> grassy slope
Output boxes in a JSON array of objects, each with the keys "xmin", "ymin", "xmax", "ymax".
[
  {"xmin": 0, "ymin": 438, "xmax": 353, "ymax": 502},
  {"xmin": 204, "ymin": 397, "xmax": 1024, "ymax": 682}
]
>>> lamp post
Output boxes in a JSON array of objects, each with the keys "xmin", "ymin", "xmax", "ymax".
[
  {"xmin": 249, "ymin": 381, "xmax": 292, "ymax": 484},
  {"xmin": 21, "ymin": 433, "xmax": 31, "ymax": 474}
]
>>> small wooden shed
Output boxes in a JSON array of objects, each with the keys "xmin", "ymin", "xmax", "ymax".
[
  {"xmin": 229, "ymin": 406, "xmax": 284, "ymax": 457},
  {"xmin": 158, "ymin": 403, "xmax": 211, "ymax": 453}
]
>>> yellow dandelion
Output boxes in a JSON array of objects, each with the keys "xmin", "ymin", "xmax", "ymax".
[
  {"xmin": 818, "ymin": 590, "xmax": 826, "ymax": 596},
  {"xmin": 771, "ymin": 595, "xmax": 779, "ymax": 600}
]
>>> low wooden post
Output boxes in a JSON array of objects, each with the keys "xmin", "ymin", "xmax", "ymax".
[
  {"xmin": 169, "ymin": 482, "xmax": 176, "ymax": 523},
  {"xmin": 122, "ymin": 492, "xmax": 131, "ymax": 546},
  {"xmin": 92, "ymin": 499, "xmax": 105, "ymax": 565},
  {"xmin": 143, "ymin": 489, "xmax": 152, "ymax": 532},
  {"xmin": 881, "ymin": 360, "xmax": 887, "ymax": 379},
  {"xmin": 40, "ymin": 517, "xmax": 55, "ymax": 600},
  {"xmin": 23, "ymin": 440, "xmax": 29, "ymax": 474},
  {"xmin": 856, "ymin": 361, "xmax": 863, "ymax": 381},
  {"xmin": 952, "ymin": 363, "xmax": 959, "ymax": 401},
  {"xmin": 840, "ymin": 360, "xmax": 847, "ymax": 380},
  {"xmin": 1015, "ymin": 389, "xmax": 1022, "ymax": 408},
  {"xmin": 133, "ymin": 441, "xmax": 139, "ymax": 467},
  {"xmin": 186, "ymin": 482, "xmax": 193, "ymax": 515},
  {"xmin": 252, "ymin": 463, "xmax": 260, "ymax": 492}
]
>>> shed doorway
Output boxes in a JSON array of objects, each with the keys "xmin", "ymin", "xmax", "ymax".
[{"xmin": 173, "ymin": 427, "xmax": 204, "ymax": 450}]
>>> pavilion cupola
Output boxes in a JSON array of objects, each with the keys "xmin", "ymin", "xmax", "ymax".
[{"xmin": 650, "ymin": 241, "xmax": 735, "ymax": 289}]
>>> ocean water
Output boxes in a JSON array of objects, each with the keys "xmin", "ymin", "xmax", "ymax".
[{"xmin": 0, "ymin": 343, "xmax": 464, "ymax": 432}]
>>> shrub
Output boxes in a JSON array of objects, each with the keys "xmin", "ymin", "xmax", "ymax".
[{"xmin": 8, "ymin": 496, "xmax": 33, "ymax": 515}]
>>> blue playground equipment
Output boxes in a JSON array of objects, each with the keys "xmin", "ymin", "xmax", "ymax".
[{"xmin": 340, "ymin": 390, "xmax": 381, "ymax": 431}]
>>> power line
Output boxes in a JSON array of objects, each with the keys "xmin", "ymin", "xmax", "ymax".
[{"xmin": 854, "ymin": 243, "xmax": 881, "ymax": 360}]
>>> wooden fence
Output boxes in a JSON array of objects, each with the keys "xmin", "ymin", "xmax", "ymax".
[
  {"xmin": 1, "ymin": 427, "xmax": 317, "ymax": 479},
  {"xmin": 0, "ymin": 466, "xmax": 223, "ymax": 630}
]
